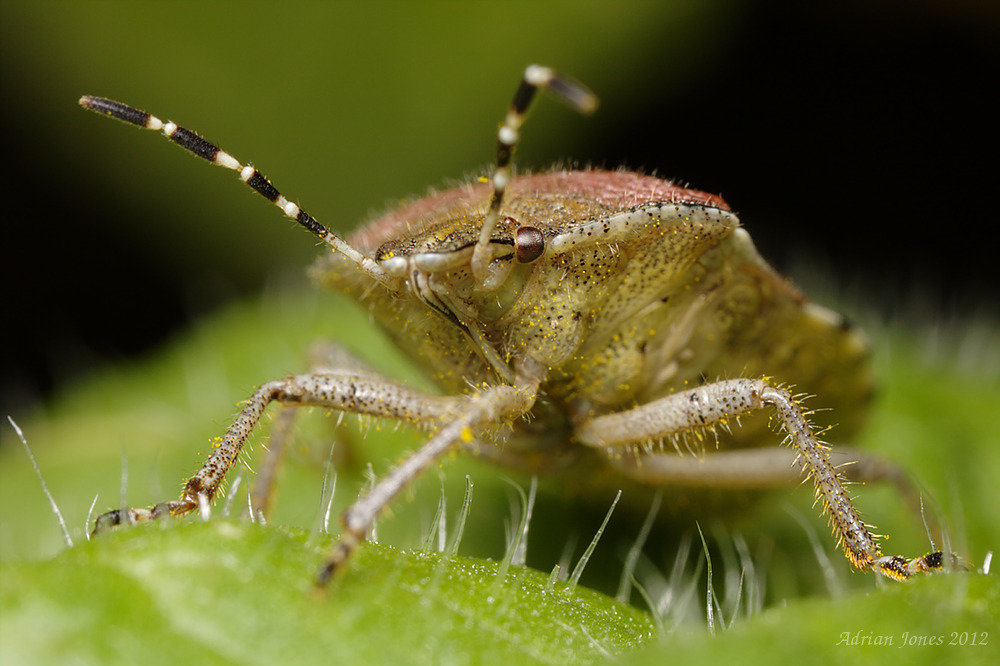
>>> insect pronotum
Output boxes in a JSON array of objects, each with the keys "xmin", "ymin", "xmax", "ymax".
[{"xmin": 81, "ymin": 64, "xmax": 946, "ymax": 586}]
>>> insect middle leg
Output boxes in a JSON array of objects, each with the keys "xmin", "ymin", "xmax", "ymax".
[{"xmin": 575, "ymin": 378, "xmax": 944, "ymax": 581}]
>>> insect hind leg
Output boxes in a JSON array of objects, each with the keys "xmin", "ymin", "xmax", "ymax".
[{"xmin": 575, "ymin": 377, "xmax": 948, "ymax": 581}]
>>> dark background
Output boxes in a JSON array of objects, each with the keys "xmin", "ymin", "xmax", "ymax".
[{"xmin": 2, "ymin": 1, "xmax": 997, "ymax": 417}]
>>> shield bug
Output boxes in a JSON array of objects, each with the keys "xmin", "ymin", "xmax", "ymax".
[{"xmin": 81, "ymin": 64, "xmax": 946, "ymax": 586}]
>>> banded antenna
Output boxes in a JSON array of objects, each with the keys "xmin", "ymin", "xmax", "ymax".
[
  {"xmin": 78, "ymin": 95, "xmax": 392, "ymax": 288},
  {"xmin": 470, "ymin": 65, "xmax": 598, "ymax": 285}
]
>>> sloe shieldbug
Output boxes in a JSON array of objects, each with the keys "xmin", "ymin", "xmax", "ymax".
[{"xmin": 80, "ymin": 64, "xmax": 946, "ymax": 586}]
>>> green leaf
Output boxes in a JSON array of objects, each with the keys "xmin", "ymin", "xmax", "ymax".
[
  {"xmin": 1, "ymin": 521, "xmax": 654, "ymax": 665},
  {"xmin": 633, "ymin": 573, "xmax": 999, "ymax": 665}
]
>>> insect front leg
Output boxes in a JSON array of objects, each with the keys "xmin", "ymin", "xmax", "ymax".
[
  {"xmin": 91, "ymin": 369, "xmax": 464, "ymax": 534},
  {"xmin": 575, "ymin": 378, "xmax": 945, "ymax": 581},
  {"xmin": 316, "ymin": 379, "xmax": 539, "ymax": 586}
]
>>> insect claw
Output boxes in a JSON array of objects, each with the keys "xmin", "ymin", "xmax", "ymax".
[
  {"xmin": 872, "ymin": 550, "xmax": 971, "ymax": 581},
  {"xmin": 89, "ymin": 497, "xmax": 192, "ymax": 536},
  {"xmin": 307, "ymin": 582, "xmax": 330, "ymax": 603},
  {"xmin": 90, "ymin": 508, "xmax": 128, "ymax": 535},
  {"xmin": 316, "ymin": 530, "xmax": 362, "ymax": 587}
]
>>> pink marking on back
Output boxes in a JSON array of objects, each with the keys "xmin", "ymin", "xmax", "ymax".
[{"xmin": 350, "ymin": 170, "xmax": 730, "ymax": 251}]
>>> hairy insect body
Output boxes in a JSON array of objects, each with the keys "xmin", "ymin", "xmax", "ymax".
[
  {"xmin": 317, "ymin": 170, "xmax": 872, "ymax": 473},
  {"xmin": 82, "ymin": 66, "xmax": 948, "ymax": 585}
]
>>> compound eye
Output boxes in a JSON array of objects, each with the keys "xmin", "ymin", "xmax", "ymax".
[{"xmin": 515, "ymin": 226, "xmax": 545, "ymax": 263}]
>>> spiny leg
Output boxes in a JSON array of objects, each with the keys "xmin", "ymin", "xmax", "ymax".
[
  {"xmin": 611, "ymin": 445, "xmax": 945, "ymax": 558},
  {"xmin": 470, "ymin": 65, "xmax": 598, "ymax": 285},
  {"xmin": 78, "ymin": 96, "xmax": 392, "ymax": 288},
  {"xmin": 248, "ymin": 342, "xmax": 386, "ymax": 521},
  {"xmin": 316, "ymin": 380, "xmax": 539, "ymax": 586},
  {"xmin": 575, "ymin": 378, "xmax": 944, "ymax": 581},
  {"xmin": 91, "ymin": 370, "xmax": 463, "ymax": 535}
]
